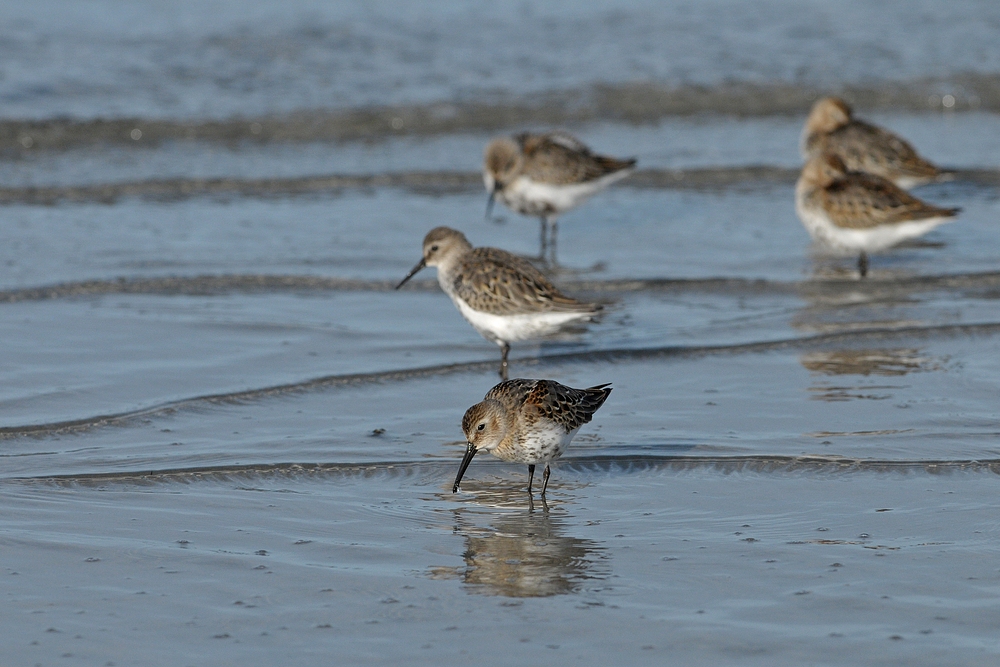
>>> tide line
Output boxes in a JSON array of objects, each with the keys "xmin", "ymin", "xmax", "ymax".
[
  {"xmin": 3, "ymin": 321, "xmax": 1000, "ymax": 440},
  {"xmin": 2, "ymin": 75, "xmax": 999, "ymax": 151},
  {"xmin": 5, "ymin": 269, "xmax": 1000, "ymax": 303},
  {"xmin": 0, "ymin": 166, "xmax": 994, "ymax": 205},
  {"xmin": 7, "ymin": 454, "xmax": 1000, "ymax": 487}
]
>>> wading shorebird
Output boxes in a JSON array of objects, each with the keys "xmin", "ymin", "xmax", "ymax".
[
  {"xmin": 483, "ymin": 132, "xmax": 636, "ymax": 264},
  {"xmin": 454, "ymin": 378, "xmax": 612, "ymax": 496},
  {"xmin": 395, "ymin": 227, "xmax": 601, "ymax": 379},
  {"xmin": 801, "ymin": 97, "xmax": 945, "ymax": 189},
  {"xmin": 795, "ymin": 153, "xmax": 960, "ymax": 278}
]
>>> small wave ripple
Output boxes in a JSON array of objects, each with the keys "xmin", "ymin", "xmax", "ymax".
[
  {"xmin": 2, "ymin": 77, "xmax": 1000, "ymax": 152},
  {"xmin": 3, "ymin": 321, "xmax": 999, "ymax": 440},
  {"xmin": 7, "ymin": 455, "xmax": 999, "ymax": 487}
]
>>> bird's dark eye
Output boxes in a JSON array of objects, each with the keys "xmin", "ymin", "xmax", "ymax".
[
  {"xmin": 430, "ymin": 245, "xmax": 439, "ymax": 252},
  {"xmin": 477, "ymin": 423, "xmax": 485, "ymax": 431}
]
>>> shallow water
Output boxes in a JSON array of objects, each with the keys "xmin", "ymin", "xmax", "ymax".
[
  {"xmin": 3, "ymin": 2, "xmax": 1000, "ymax": 665},
  {"xmin": 3, "ymin": 0, "xmax": 1000, "ymax": 119}
]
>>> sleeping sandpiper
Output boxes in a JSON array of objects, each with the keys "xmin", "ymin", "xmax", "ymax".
[
  {"xmin": 796, "ymin": 153, "xmax": 959, "ymax": 277},
  {"xmin": 801, "ymin": 97, "xmax": 945, "ymax": 190}
]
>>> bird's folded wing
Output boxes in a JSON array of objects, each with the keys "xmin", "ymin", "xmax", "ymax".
[
  {"xmin": 524, "ymin": 380, "xmax": 611, "ymax": 431},
  {"xmin": 519, "ymin": 134, "xmax": 634, "ymax": 184},
  {"xmin": 837, "ymin": 122, "xmax": 939, "ymax": 178},
  {"xmin": 452, "ymin": 248, "xmax": 593, "ymax": 315},
  {"xmin": 820, "ymin": 175, "xmax": 955, "ymax": 229}
]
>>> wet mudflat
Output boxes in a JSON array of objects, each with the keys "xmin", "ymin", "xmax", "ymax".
[
  {"xmin": 5, "ymin": 464, "xmax": 1000, "ymax": 667},
  {"xmin": 4, "ymin": 1, "xmax": 1000, "ymax": 665}
]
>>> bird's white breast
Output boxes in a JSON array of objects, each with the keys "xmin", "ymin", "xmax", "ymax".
[
  {"xmin": 452, "ymin": 297, "xmax": 591, "ymax": 344},
  {"xmin": 497, "ymin": 424, "xmax": 579, "ymax": 464},
  {"xmin": 795, "ymin": 191, "xmax": 953, "ymax": 253},
  {"xmin": 501, "ymin": 170, "xmax": 631, "ymax": 218}
]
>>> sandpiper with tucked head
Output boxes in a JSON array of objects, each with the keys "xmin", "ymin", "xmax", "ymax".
[
  {"xmin": 395, "ymin": 227, "xmax": 601, "ymax": 379},
  {"xmin": 454, "ymin": 378, "xmax": 612, "ymax": 496},
  {"xmin": 801, "ymin": 97, "xmax": 945, "ymax": 190},
  {"xmin": 483, "ymin": 132, "xmax": 636, "ymax": 263},
  {"xmin": 795, "ymin": 153, "xmax": 960, "ymax": 278}
]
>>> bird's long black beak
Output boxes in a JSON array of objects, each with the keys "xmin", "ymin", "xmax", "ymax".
[
  {"xmin": 452, "ymin": 443, "xmax": 477, "ymax": 493},
  {"xmin": 395, "ymin": 257, "xmax": 426, "ymax": 289},
  {"xmin": 485, "ymin": 185, "xmax": 498, "ymax": 220}
]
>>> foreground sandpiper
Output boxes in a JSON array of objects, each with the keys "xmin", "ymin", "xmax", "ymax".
[
  {"xmin": 483, "ymin": 132, "xmax": 636, "ymax": 263},
  {"xmin": 395, "ymin": 227, "xmax": 601, "ymax": 379},
  {"xmin": 795, "ymin": 153, "xmax": 960, "ymax": 277},
  {"xmin": 801, "ymin": 97, "xmax": 945, "ymax": 189},
  {"xmin": 454, "ymin": 378, "xmax": 612, "ymax": 496}
]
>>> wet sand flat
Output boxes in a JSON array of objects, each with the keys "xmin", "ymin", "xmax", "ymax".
[{"xmin": 4, "ymin": 467, "xmax": 1000, "ymax": 667}]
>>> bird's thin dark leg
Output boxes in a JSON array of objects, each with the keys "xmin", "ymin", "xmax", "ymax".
[
  {"xmin": 548, "ymin": 219, "xmax": 558, "ymax": 266},
  {"xmin": 499, "ymin": 342, "xmax": 510, "ymax": 380},
  {"xmin": 858, "ymin": 252, "xmax": 869, "ymax": 279},
  {"xmin": 540, "ymin": 465, "xmax": 551, "ymax": 496},
  {"xmin": 526, "ymin": 464, "xmax": 535, "ymax": 495},
  {"xmin": 539, "ymin": 217, "xmax": 548, "ymax": 261}
]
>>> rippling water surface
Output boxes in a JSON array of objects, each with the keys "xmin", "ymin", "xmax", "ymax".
[
  {"xmin": 4, "ymin": 0, "xmax": 1000, "ymax": 118},
  {"xmin": 3, "ymin": 2, "xmax": 1000, "ymax": 665}
]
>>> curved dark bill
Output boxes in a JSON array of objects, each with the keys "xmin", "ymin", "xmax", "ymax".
[
  {"xmin": 395, "ymin": 257, "xmax": 426, "ymax": 289},
  {"xmin": 452, "ymin": 443, "xmax": 477, "ymax": 493}
]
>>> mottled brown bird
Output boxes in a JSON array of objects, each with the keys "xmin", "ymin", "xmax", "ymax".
[
  {"xmin": 455, "ymin": 378, "xmax": 613, "ymax": 496},
  {"xmin": 484, "ymin": 132, "xmax": 636, "ymax": 263},
  {"xmin": 396, "ymin": 227, "xmax": 600, "ymax": 378},
  {"xmin": 796, "ymin": 154, "xmax": 959, "ymax": 277},
  {"xmin": 801, "ymin": 97, "xmax": 944, "ymax": 189}
]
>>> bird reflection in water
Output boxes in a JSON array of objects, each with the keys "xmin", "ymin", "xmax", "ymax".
[
  {"xmin": 801, "ymin": 348, "xmax": 943, "ymax": 401},
  {"xmin": 791, "ymin": 273, "xmax": 946, "ymax": 401},
  {"xmin": 801, "ymin": 348, "xmax": 940, "ymax": 377},
  {"xmin": 429, "ymin": 496, "xmax": 608, "ymax": 598}
]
